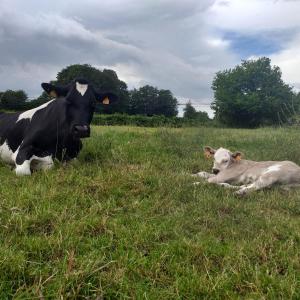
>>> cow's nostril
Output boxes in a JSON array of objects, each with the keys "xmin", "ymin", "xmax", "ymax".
[
  {"xmin": 73, "ymin": 125, "xmax": 90, "ymax": 138},
  {"xmin": 213, "ymin": 168, "xmax": 219, "ymax": 175},
  {"xmin": 74, "ymin": 125, "xmax": 89, "ymax": 131}
]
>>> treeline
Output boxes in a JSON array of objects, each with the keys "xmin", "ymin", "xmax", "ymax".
[
  {"xmin": 0, "ymin": 64, "xmax": 180, "ymax": 118},
  {"xmin": 3, "ymin": 58, "xmax": 297, "ymax": 128},
  {"xmin": 92, "ymin": 113, "xmax": 211, "ymax": 127},
  {"xmin": 0, "ymin": 90, "xmax": 45, "ymax": 111}
]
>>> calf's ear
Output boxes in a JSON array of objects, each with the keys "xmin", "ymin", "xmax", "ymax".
[
  {"xmin": 203, "ymin": 146, "xmax": 216, "ymax": 159},
  {"xmin": 232, "ymin": 151, "xmax": 242, "ymax": 161},
  {"xmin": 95, "ymin": 92, "xmax": 118, "ymax": 105},
  {"xmin": 41, "ymin": 83, "xmax": 69, "ymax": 98}
]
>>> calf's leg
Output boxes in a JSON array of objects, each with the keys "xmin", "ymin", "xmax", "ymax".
[
  {"xmin": 192, "ymin": 171, "xmax": 215, "ymax": 179},
  {"xmin": 235, "ymin": 176, "xmax": 276, "ymax": 195},
  {"xmin": 218, "ymin": 182, "xmax": 241, "ymax": 189},
  {"xmin": 192, "ymin": 172, "xmax": 241, "ymax": 189}
]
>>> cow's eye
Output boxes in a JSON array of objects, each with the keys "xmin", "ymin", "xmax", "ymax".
[{"xmin": 223, "ymin": 159, "xmax": 228, "ymax": 163}]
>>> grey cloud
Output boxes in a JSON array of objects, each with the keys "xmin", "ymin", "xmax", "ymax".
[
  {"xmin": 63, "ymin": 0, "xmax": 215, "ymax": 29},
  {"xmin": 0, "ymin": 0, "xmax": 239, "ymax": 104}
]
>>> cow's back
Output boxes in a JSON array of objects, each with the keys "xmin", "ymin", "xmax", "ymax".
[
  {"xmin": 0, "ymin": 98, "xmax": 69, "ymax": 158},
  {"xmin": 23, "ymin": 99, "xmax": 69, "ymax": 150},
  {"xmin": 237, "ymin": 160, "xmax": 300, "ymax": 185}
]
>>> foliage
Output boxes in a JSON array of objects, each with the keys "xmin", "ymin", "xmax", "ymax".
[
  {"xmin": 57, "ymin": 66, "xmax": 178, "ymax": 116},
  {"xmin": 92, "ymin": 113, "xmax": 211, "ymax": 127},
  {"xmin": 0, "ymin": 89, "xmax": 28, "ymax": 111},
  {"xmin": 0, "ymin": 65, "xmax": 179, "ymax": 117},
  {"xmin": 129, "ymin": 85, "xmax": 178, "ymax": 117},
  {"xmin": 1, "ymin": 126, "xmax": 300, "ymax": 298},
  {"xmin": 183, "ymin": 101, "xmax": 197, "ymax": 118},
  {"xmin": 56, "ymin": 64, "xmax": 130, "ymax": 114},
  {"xmin": 183, "ymin": 101, "xmax": 210, "ymax": 122},
  {"xmin": 211, "ymin": 57, "xmax": 297, "ymax": 128},
  {"xmin": 286, "ymin": 92, "xmax": 300, "ymax": 125}
]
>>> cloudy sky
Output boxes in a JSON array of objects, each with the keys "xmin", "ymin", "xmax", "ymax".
[{"xmin": 1, "ymin": 0, "xmax": 300, "ymax": 116}]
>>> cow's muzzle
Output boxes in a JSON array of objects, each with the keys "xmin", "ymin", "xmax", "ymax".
[{"xmin": 73, "ymin": 125, "xmax": 90, "ymax": 138}]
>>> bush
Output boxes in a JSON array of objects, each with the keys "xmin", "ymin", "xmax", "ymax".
[{"xmin": 92, "ymin": 113, "xmax": 212, "ymax": 127}]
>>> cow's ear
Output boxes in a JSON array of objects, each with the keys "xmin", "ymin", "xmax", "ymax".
[
  {"xmin": 203, "ymin": 146, "xmax": 215, "ymax": 159},
  {"xmin": 232, "ymin": 151, "xmax": 242, "ymax": 161},
  {"xmin": 41, "ymin": 83, "xmax": 69, "ymax": 98},
  {"xmin": 95, "ymin": 92, "xmax": 118, "ymax": 105}
]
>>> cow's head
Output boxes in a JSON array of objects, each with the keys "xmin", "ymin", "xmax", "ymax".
[
  {"xmin": 41, "ymin": 78, "xmax": 118, "ymax": 138},
  {"xmin": 204, "ymin": 146, "xmax": 242, "ymax": 174}
]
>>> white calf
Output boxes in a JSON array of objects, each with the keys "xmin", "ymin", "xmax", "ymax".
[{"xmin": 193, "ymin": 146, "xmax": 300, "ymax": 195}]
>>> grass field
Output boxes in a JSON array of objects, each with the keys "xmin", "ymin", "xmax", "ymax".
[{"xmin": 1, "ymin": 126, "xmax": 300, "ymax": 299}]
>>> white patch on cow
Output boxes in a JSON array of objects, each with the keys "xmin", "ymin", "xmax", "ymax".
[
  {"xmin": 15, "ymin": 154, "xmax": 54, "ymax": 176},
  {"xmin": 76, "ymin": 82, "xmax": 88, "ymax": 96},
  {"xmin": 31, "ymin": 155, "xmax": 54, "ymax": 171},
  {"xmin": 15, "ymin": 160, "xmax": 31, "ymax": 176},
  {"xmin": 0, "ymin": 141, "xmax": 14, "ymax": 164},
  {"xmin": 263, "ymin": 164, "xmax": 281, "ymax": 175},
  {"xmin": 17, "ymin": 99, "xmax": 54, "ymax": 122}
]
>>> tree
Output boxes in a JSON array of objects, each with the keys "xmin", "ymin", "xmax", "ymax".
[
  {"xmin": 211, "ymin": 57, "xmax": 296, "ymax": 127},
  {"xmin": 157, "ymin": 89, "xmax": 178, "ymax": 117},
  {"xmin": 23, "ymin": 92, "xmax": 53, "ymax": 110},
  {"xmin": 0, "ymin": 90, "xmax": 28, "ymax": 110},
  {"xmin": 183, "ymin": 101, "xmax": 210, "ymax": 122},
  {"xmin": 129, "ymin": 85, "xmax": 178, "ymax": 117},
  {"xmin": 55, "ymin": 64, "xmax": 130, "ymax": 114},
  {"xmin": 183, "ymin": 102, "xmax": 198, "ymax": 119}
]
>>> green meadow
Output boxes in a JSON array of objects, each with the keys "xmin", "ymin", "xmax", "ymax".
[{"xmin": 1, "ymin": 126, "xmax": 300, "ymax": 299}]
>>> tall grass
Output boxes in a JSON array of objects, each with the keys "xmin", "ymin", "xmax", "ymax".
[{"xmin": 0, "ymin": 126, "xmax": 300, "ymax": 298}]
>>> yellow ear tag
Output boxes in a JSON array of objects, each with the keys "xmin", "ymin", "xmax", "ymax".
[
  {"xmin": 102, "ymin": 97, "xmax": 110, "ymax": 105},
  {"xmin": 50, "ymin": 91, "xmax": 57, "ymax": 97},
  {"xmin": 235, "ymin": 155, "xmax": 242, "ymax": 161},
  {"xmin": 204, "ymin": 152, "xmax": 211, "ymax": 159}
]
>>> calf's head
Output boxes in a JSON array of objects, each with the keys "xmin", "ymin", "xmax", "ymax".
[
  {"xmin": 42, "ymin": 78, "xmax": 118, "ymax": 138},
  {"xmin": 204, "ymin": 146, "xmax": 242, "ymax": 174}
]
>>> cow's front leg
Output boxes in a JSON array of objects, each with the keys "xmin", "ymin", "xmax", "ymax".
[
  {"xmin": 192, "ymin": 171, "xmax": 215, "ymax": 179},
  {"xmin": 14, "ymin": 145, "xmax": 34, "ymax": 176},
  {"xmin": 31, "ymin": 155, "xmax": 54, "ymax": 172},
  {"xmin": 62, "ymin": 139, "xmax": 82, "ymax": 162}
]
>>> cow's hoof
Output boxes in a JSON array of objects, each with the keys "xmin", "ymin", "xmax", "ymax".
[{"xmin": 15, "ymin": 167, "xmax": 31, "ymax": 176}]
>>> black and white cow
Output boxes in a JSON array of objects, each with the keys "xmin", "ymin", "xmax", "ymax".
[{"xmin": 0, "ymin": 78, "xmax": 118, "ymax": 175}]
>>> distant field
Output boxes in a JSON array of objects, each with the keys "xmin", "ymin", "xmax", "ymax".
[{"xmin": 1, "ymin": 126, "xmax": 300, "ymax": 299}]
